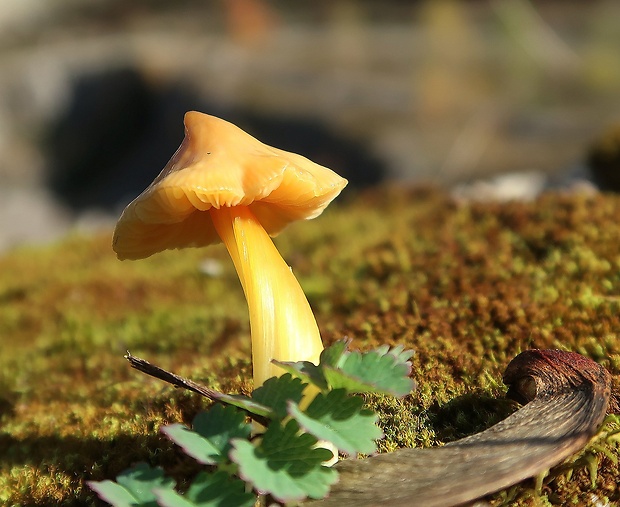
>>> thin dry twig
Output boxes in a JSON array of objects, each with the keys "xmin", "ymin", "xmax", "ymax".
[{"xmin": 125, "ymin": 352, "xmax": 222, "ymax": 400}]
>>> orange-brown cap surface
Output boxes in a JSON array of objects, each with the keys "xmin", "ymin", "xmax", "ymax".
[{"xmin": 113, "ymin": 112, "xmax": 348, "ymax": 260}]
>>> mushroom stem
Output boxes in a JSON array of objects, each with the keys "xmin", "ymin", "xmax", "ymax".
[{"xmin": 210, "ymin": 205, "xmax": 323, "ymax": 387}]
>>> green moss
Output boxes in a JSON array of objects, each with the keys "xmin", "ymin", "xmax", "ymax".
[{"xmin": 1, "ymin": 187, "xmax": 619, "ymax": 505}]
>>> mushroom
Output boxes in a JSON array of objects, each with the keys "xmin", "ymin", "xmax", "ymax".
[{"xmin": 113, "ymin": 111, "xmax": 347, "ymax": 388}]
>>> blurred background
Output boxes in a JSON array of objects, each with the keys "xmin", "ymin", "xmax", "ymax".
[{"xmin": 1, "ymin": 0, "xmax": 619, "ymax": 252}]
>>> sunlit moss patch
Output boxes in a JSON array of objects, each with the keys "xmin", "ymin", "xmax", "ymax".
[{"xmin": 1, "ymin": 187, "xmax": 619, "ymax": 505}]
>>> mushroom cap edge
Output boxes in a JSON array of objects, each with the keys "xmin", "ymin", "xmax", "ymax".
[{"xmin": 112, "ymin": 112, "xmax": 348, "ymax": 260}]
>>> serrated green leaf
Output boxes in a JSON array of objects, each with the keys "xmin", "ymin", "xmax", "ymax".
[
  {"xmin": 116, "ymin": 463, "xmax": 176, "ymax": 504},
  {"xmin": 161, "ymin": 425, "xmax": 218, "ymax": 465},
  {"xmin": 318, "ymin": 339, "xmax": 350, "ymax": 368},
  {"xmin": 187, "ymin": 472, "xmax": 255, "ymax": 507},
  {"xmin": 272, "ymin": 360, "xmax": 327, "ymax": 390},
  {"xmin": 273, "ymin": 339, "xmax": 352, "ymax": 390},
  {"xmin": 230, "ymin": 420, "xmax": 337, "ymax": 502},
  {"xmin": 251, "ymin": 373, "xmax": 307, "ymax": 418},
  {"xmin": 87, "ymin": 480, "xmax": 143, "ymax": 507},
  {"xmin": 88, "ymin": 463, "xmax": 175, "ymax": 507},
  {"xmin": 153, "ymin": 489, "xmax": 195, "ymax": 507},
  {"xmin": 288, "ymin": 389, "xmax": 382, "ymax": 455},
  {"xmin": 209, "ymin": 393, "xmax": 273, "ymax": 419},
  {"xmin": 192, "ymin": 405, "xmax": 251, "ymax": 452},
  {"xmin": 154, "ymin": 471, "xmax": 255, "ymax": 507},
  {"xmin": 276, "ymin": 341, "xmax": 415, "ymax": 396},
  {"xmin": 376, "ymin": 343, "xmax": 414, "ymax": 364},
  {"xmin": 161, "ymin": 405, "xmax": 251, "ymax": 465},
  {"xmin": 324, "ymin": 347, "xmax": 415, "ymax": 396}
]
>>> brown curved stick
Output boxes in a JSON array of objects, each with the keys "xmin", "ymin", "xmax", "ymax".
[{"xmin": 309, "ymin": 349, "xmax": 617, "ymax": 507}]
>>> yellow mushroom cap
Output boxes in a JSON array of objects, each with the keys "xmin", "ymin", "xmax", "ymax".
[{"xmin": 113, "ymin": 111, "xmax": 348, "ymax": 260}]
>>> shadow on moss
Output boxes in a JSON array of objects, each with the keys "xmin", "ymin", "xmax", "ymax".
[
  {"xmin": 429, "ymin": 393, "xmax": 518, "ymax": 443},
  {"xmin": 0, "ymin": 431, "xmax": 204, "ymax": 506}
]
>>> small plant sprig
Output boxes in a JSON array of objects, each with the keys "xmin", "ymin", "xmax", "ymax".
[{"xmin": 88, "ymin": 340, "xmax": 416, "ymax": 506}]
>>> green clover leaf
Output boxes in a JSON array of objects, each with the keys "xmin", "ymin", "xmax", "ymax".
[
  {"xmin": 289, "ymin": 389, "xmax": 383, "ymax": 455},
  {"xmin": 154, "ymin": 471, "xmax": 254, "ymax": 507},
  {"xmin": 161, "ymin": 404, "xmax": 251, "ymax": 465},
  {"xmin": 230, "ymin": 420, "xmax": 337, "ymax": 502},
  {"xmin": 88, "ymin": 463, "xmax": 175, "ymax": 507},
  {"xmin": 251, "ymin": 373, "xmax": 307, "ymax": 419}
]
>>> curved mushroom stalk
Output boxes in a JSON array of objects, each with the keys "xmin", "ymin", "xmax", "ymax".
[
  {"xmin": 210, "ymin": 205, "xmax": 323, "ymax": 387},
  {"xmin": 112, "ymin": 111, "xmax": 346, "ymax": 459},
  {"xmin": 210, "ymin": 204, "xmax": 336, "ymax": 464}
]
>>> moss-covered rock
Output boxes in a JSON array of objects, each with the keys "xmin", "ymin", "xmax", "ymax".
[{"xmin": 1, "ymin": 187, "xmax": 619, "ymax": 505}]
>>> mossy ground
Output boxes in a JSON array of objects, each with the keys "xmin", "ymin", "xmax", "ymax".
[{"xmin": 1, "ymin": 187, "xmax": 619, "ymax": 506}]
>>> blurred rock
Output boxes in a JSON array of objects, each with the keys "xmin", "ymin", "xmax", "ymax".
[
  {"xmin": 451, "ymin": 171, "xmax": 548, "ymax": 202},
  {"xmin": 587, "ymin": 123, "xmax": 620, "ymax": 192},
  {"xmin": 0, "ymin": 187, "xmax": 71, "ymax": 252},
  {"xmin": 199, "ymin": 258, "xmax": 225, "ymax": 278},
  {"xmin": 450, "ymin": 169, "xmax": 597, "ymax": 203},
  {"xmin": 43, "ymin": 66, "xmax": 157, "ymax": 210}
]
